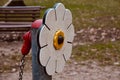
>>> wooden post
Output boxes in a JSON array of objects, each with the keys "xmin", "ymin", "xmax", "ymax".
[{"xmin": 31, "ymin": 25, "xmax": 52, "ymax": 80}]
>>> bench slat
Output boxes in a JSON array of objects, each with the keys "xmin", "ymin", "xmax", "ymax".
[
  {"xmin": 0, "ymin": 6, "xmax": 41, "ymax": 22},
  {"xmin": 0, "ymin": 11, "xmax": 40, "ymax": 14},
  {"xmin": 0, "ymin": 15, "xmax": 40, "ymax": 18},
  {"xmin": 0, "ymin": 19, "xmax": 37, "ymax": 22},
  {"xmin": 0, "ymin": 22, "xmax": 32, "ymax": 25},
  {"xmin": 0, "ymin": 6, "xmax": 45, "ymax": 32},
  {"xmin": 0, "ymin": 6, "xmax": 43, "ymax": 10},
  {"xmin": 0, "ymin": 24, "xmax": 31, "ymax": 31},
  {"xmin": 0, "ymin": 24, "xmax": 31, "ymax": 28}
]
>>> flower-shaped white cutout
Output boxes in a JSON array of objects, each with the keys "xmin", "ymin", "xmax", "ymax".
[{"xmin": 37, "ymin": 3, "xmax": 74, "ymax": 75}]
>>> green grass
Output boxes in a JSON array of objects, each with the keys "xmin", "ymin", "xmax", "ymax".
[
  {"xmin": 0, "ymin": 0, "xmax": 8, "ymax": 6},
  {"xmin": 1, "ymin": 0, "xmax": 120, "ymax": 30},
  {"xmin": 72, "ymin": 41, "xmax": 120, "ymax": 66},
  {"xmin": 24, "ymin": 0, "xmax": 120, "ymax": 30}
]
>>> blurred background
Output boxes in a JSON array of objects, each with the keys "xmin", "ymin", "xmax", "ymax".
[{"xmin": 0, "ymin": 0, "xmax": 120, "ymax": 80}]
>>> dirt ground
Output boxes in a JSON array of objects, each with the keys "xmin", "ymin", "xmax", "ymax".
[{"xmin": 0, "ymin": 41, "xmax": 120, "ymax": 80}]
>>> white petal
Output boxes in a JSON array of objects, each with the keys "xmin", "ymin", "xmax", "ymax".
[
  {"xmin": 54, "ymin": 3, "xmax": 65, "ymax": 21},
  {"xmin": 63, "ymin": 43, "xmax": 73, "ymax": 60},
  {"xmin": 39, "ymin": 46, "xmax": 50, "ymax": 66},
  {"xmin": 39, "ymin": 25, "xmax": 50, "ymax": 47},
  {"xmin": 43, "ymin": 8, "xmax": 57, "ymax": 30},
  {"xmin": 64, "ymin": 9, "xmax": 72, "ymax": 28},
  {"xmin": 46, "ymin": 57, "xmax": 56, "ymax": 75},
  {"xmin": 56, "ymin": 54, "xmax": 65, "ymax": 73},
  {"xmin": 66, "ymin": 24, "xmax": 75, "ymax": 42}
]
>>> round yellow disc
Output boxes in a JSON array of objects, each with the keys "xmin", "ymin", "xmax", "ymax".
[{"xmin": 53, "ymin": 30, "xmax": 64, "ymax": 50}]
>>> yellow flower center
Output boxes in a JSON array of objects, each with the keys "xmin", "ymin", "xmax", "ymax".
[{"xmin": 53, "ymin": 30, "xmax": 64, "ymax": 50}]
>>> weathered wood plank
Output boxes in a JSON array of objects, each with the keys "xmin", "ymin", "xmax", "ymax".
[{"xmin": 0, "ymin": 6, "xmax": 45, "ymax": 31}]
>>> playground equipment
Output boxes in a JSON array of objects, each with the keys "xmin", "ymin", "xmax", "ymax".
[{"xmin": 20, "ymin": 3, "xmax": 74, "ymax": 80}]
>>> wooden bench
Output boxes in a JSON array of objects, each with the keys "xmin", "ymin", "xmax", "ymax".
[{"xmin": 0, "ymin": 6, "xmax": 44, "ymax": 31}]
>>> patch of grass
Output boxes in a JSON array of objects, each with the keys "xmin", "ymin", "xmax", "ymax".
[
  {"xmin": 24, "ymin": 0, "xmax": 120, "ymax": 30},
  {"xmin": 1, "ymin": 0, "xmax": 120, "ymax": 30},
  {"xmin": 0, "ymin": 0, "xmax": 8, "ymax": 6},
  {"xmin": 72, "ymin": 41, "xmax": 120, "ymax": 66}
]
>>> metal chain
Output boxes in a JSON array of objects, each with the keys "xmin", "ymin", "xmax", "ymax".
[{"xmin": 18, "ymin": 55, "xmax": 26, "ymax": 80}]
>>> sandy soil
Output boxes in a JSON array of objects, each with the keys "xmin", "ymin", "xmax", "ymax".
[{"xmin": 0, "ymin": 41, "xmax": 120, "ymax": 80}]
